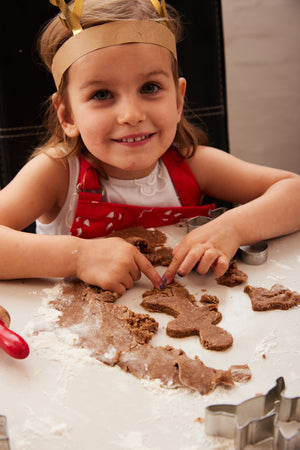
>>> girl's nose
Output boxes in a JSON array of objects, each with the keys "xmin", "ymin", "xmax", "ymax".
[{"xmin": 117, "ymin": 97, "xmax": 146, "ymax": 126}]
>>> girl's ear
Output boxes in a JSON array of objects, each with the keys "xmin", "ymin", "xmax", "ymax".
[
  {"xmin": 176, "ymin": 77, "xmax": 186, "ymax": 122},
  {"xmin": 52, "ymin": 93, "xmax": 80, "ymax": 138}
]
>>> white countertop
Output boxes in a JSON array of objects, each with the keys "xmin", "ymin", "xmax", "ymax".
[{"xmin": 0, "ymin": 226, "xmax": 299, "ymax": 450}]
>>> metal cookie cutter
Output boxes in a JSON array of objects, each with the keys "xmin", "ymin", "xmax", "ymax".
[
  {"xmin": 0, "ymin": 416, "xmax": 10, "ymax": 450},
  {"xmin": 205, "ymin": 377, "xmax": 300, "ymax": 450},
  {"xmin": 186, "ymin": 208, "xmax": 268, "ymax": 265},
  {"xmin": 186, "ymin": 207, "xmax": 227, "ymax": 232},
  {"xmin": 239, "ymin": 241, "xmax": 268, "ymax": 265}
]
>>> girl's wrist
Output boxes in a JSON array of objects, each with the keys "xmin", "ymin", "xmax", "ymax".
[
  {"xmin": 68, "ymin": 236, "xmax": 82, "ymax": 279},
  {"xmin": 214, "ymin": 210, "xmax": 245, "ymax": 249}
]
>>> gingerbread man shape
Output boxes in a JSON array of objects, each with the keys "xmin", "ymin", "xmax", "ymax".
[{"xmin": 141, "ymin": 294, "xmax": 233, "ymax": 351}]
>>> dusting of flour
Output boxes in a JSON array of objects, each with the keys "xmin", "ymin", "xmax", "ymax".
[
  {"xmin": 25, "ymin": 284, "xmax": 101, "ymax": 368},
  {"xmin": 253, "ymin": 329, "xmax": 278, "ymax": 360}
]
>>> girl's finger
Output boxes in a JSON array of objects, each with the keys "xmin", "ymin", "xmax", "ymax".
[
  {"xmin": 212, "ymin": 255, "xmax": 230, "ymax": 277},
  {"xmin": 161, "ymin": 248, "xmax": 187, "ymax": 284},
  {"xmin": 177, "ymin": 244, "xmax": 206, "ymax": 276},
  {"xmin": 134, "ymin": 252, "xmax": 162, "ymax": 289},
  {"xmin": 129, "ymin": 266, "xmax": 141, "ymax": 282},
  {"xmin": 196, "ymin": 248, "xmax": 220, "ymax": 275},
  {"xmin": 102, "ymin": 281, "xmax": 126, "ymax": 296},
  {"xmin": 121, "ymin": 273, "xmax": 135, "ymax": 290}
]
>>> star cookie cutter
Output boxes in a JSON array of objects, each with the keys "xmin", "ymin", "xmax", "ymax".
[
  {"xmin": 0, "ymin": 416, "xmax": 10, "ymax": 450},
  {"xmin": 205, "ymin": 377, "xmax": 300, "ymax": 449}
]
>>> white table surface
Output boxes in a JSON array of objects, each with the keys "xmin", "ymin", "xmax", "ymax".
[{"xmin": 0, "ymin": 226, "xmax": 299, "ymax": 450}]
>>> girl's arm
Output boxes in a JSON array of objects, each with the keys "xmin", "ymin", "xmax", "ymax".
[
  {"xmin": 0, "ymin": 226, "xmax": 161, "ymax": 294},
  {"xmin": 0, "ymin": 154, "xmax": 162, "ymax": 294},
  {"xmin": 163, "ymin": 146, "xmax": 300, "ymax": 281}
]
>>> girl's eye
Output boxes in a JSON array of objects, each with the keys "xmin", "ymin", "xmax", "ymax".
[
  {"xmin": 141, "ymin": 83, "xmax": 160, "ymax": 94},
  {"xmin": 93, "ymin": 90, "xmax": 112, "ymax": 101}
]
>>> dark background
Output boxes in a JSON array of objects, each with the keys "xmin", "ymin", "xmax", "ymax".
[{"xmin": 0, "ymin": 0, "xmax": 229, "ymax": 189}]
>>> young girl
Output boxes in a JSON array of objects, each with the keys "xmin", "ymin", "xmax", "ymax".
[{"xmin": 0, "ymin": 0, "xmax": 299, "ymax": 295}]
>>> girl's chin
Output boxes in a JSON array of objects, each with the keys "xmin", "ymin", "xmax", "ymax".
[{"xmin": 124, "ymin": 162, "xmax": 136, "ymax": 171}]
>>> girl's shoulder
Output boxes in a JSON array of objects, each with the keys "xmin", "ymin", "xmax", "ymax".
[
  {"xmin": 21, "ymin": 148, "xmax": 74, "ymax": 207},
  {"xmin": 186, "ymin": 145, "xmax": 298, "ymax": 204},
  {"xmin": 0, "ymin": 147, "xmax": 75, "ymax": 230},
  {"xmin": 29, "ymin": 148, "xmax": 69, "ymax": 178},
  {"xmin": 186, "ymin": 145, "xmax": 229, "ymax": 172},
  {"xmin": 185, "ymin": 145, "xmax": 252, "ymax": 194}
]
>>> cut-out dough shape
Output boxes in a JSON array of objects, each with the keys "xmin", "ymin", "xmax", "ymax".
[
  {"xmin": 244, "ymin": 283, "xmax": 300, "ymax": 311},
  {"xmin": 141, "ymin": 289, "xmax": 233, "ymax": 351}
]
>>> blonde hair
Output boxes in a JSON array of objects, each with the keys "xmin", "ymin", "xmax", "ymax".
[{"xmin": 34, "ymin": 0, "xmax": 208, "ymax": 164}]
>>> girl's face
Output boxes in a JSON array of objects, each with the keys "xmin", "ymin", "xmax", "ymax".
[{"xmin": 58, "ymin": 43, "xmax": 186, "ymax": 179}]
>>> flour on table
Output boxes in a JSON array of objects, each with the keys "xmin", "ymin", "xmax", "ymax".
[{"xmin": 253, "ymin": 329, "xmax": 278, "ymax": 359}]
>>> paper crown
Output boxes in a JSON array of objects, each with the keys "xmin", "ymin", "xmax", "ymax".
[{"xmin": 50, "ymin": 0, "xmax": 177, "ymax": 89}]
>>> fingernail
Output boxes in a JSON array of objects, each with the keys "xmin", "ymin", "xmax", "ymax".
[
  {"xmin": 177, "ymin": 272, "xmax": 184, "ymax": 277},
  {"xmin": 159, "ymin": 276, "xmax": 168, "ymax": 290}
]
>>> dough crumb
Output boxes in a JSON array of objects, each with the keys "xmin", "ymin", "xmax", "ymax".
[{"xmin": 216, "ymin": 261, "xmax": 248, "ymax": 287}]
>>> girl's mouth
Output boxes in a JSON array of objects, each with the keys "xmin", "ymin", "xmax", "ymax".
[{"xmin": 114, "ymin": 133, "xmax": 154, "ymax": 144}]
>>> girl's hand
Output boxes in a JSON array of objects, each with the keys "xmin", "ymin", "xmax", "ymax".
[
  {"xmin": 162, "ymin": 220, "xmax": 241, "ymax": 284},
  {"xmin": 75, "ymin": 237, "xmax": 162, "ymax": 295}
]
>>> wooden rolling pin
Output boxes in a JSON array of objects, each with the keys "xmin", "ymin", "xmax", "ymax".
[{"xmin": 0, "ymin": 305, "xmax": 30, "ymax": 359}]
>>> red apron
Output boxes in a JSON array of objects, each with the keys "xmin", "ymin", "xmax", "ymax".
[{"xmin": 70, "ymin": 148, "xmax": 216, "ymax": 238}]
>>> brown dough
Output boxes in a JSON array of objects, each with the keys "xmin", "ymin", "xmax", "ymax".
[
  {"xmin": 49, "ymin": 280, "xmax": 249, "ymax": 394},
  {"xmin": 107, "ymin": 226, "xmax": 173, "ymax": 266},
  {"xmin": 244, "ymin": 283, "xmax": 300, "ymax": 311},
  {"xmin": 200, "ymin": 293, "xmax": 219, "ymax": 305},
  {"xmin": 118, "ymin": 345, "xmax": 250, "ymax": 395},
  {"xmin": 143, "ymin": 281, "xmax": 196, "ymax": 303},
  {"xmin": 175, "ymin": 354, "xmax": 235, "ymax": 395},
  {"xmin": 216, "ymin": 260, "xmax": 248, "ymax": 287},
  {"xmin": 51, "ymin": 280, "xmax": 158, "ymax": 365},
  {"xmin": 59, "ymin": 280, "xmax": 120, "ymax": 304},
  {"xmin": 118, "ymin": 345, "xmax": 183, "ymax": 388},
  {"xmin": 141, "ymin": 286, "xmax": 233, "ymax": 351},
  {"xmin": 229, "ymin": 364, "xmax": 252, "ymax": 383}
]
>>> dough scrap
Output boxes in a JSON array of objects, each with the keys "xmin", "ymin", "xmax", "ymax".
[
  {"xmin": 141, "ymin": 283, "xmax": 233, "ymax": 351},
  {"xmin": 175, "ymin": 354, "xmax": 235, "ymax": 395},
  {"xmin": 229, "ymin": 364, "xmax": 252, "ymax": 383},
  {"xmin": 50, "ymin": 280, "xmax": 249, "ymax": 394},
  {"xmin": 244, "ymin": 283, "xmax": 300, "ymax": 311},
  {"xmin": 216, "ymin": 260, "xmax": 248, "ymax": 287},
  {"xmin": 107, "ymin": 226, "xmax": 173, "ymax": 266},
  {"xmin": 200, "ymin": 293, "xmax": 219, "ymax": 305}
]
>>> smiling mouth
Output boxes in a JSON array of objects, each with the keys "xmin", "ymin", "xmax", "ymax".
[{"xmin": 115, "ymin": 133, "xmax": 153, "ymax": 143}]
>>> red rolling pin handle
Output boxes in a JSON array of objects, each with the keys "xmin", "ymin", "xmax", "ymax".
[{"xmin": 0, "ymin": 306, "xmax": 30, "ymax": 359}]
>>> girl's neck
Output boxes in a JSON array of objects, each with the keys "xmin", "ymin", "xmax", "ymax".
[
  {"xmin": 101, "ymin": 160, "xmax": 159, "ymax": 180},
  {"xmin": 82, "ymin": 150, "xmax": 159, "ymax": 180}
]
